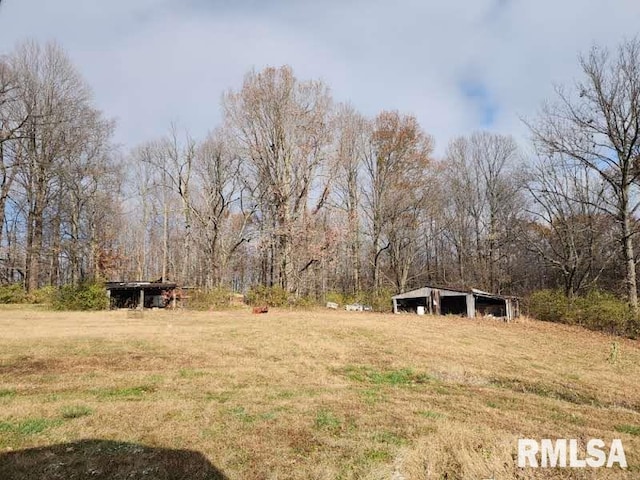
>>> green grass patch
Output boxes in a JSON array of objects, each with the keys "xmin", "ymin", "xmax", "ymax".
[
  {"xmin": 314, "ymin": 409, "xmax": 341, "ymax": 432},
  {"xmin": 94, "ymin": 385, "xmax": 155, "ymax": 400},
  {"xmin": 60, "ymin": 405, "xmax": 93, "ymax": 419},
  {"xmin": 417, "ymin": 410, "xmax": 444, "ymax": 420},
  {"xmin": 490, "ymin": 377, "xmax": 600, "ymax": 406},
  {"xmin": 343, "ymin": 365, "xmax": 433, "ymax": 386},
  {"xmin": 205, "ymin": 390, "xmax": 234, "ymax": 403},
  {"xmin": 145, "ymin": 374, "xmax": 164, "ymax": 383},
  {"xmin": 0, "ymin": 417, "xmax": 62, "ymax": 436},
  {"xmin": 615, "ymin": 424, "xmax": 640, "ymax": 436},
  {"xmin": 550, "ymin": 410, "xmax": 586, "ymax": 426},
  {"xmin": 360, "ymin": 388, "xmax": 386, "ymax": 405},
  {"xmin": 274, "ymin": 390, "xmax": 296, "ymax": 399},
  {"xmin": 229, "ymin": 406, "xmax": 255, "ymax": 423},
  {"xmin": 0, "ymin": 388, "xmax": 16, "ymax": 399},
  {"xmin": 363, "ymin": 449, "xmax": 391, "ymax": 462},
  {"xmin": 178, "ymin": 368, "xmax": 208, "ymax": 379},
  {"xmin": 372, "ymin": 430, "xmax": 407, "ymax": 446},
  {"xmin": 259, "ymin": 412, "xmax": 278, "ymax": 421}
]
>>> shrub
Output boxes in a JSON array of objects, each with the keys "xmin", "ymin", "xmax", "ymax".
[
  {"xmin": 245, "ymin": 285, "xmax": 289, "ymax": 307},
  {"xmin": 188, "ymin": 287, "xmax": 233, "ymax": 311},
  {"xmin": 29, "ymin": 285, "xmax": 55, "ymax": 304},
  {"xmin": 52, "ymin": 282, "xmax": 109, "ymax": 311},
  {"xmin": 244, "ymin": 285, "xmax": 322, "ymax": 308},
  {"xmin": 325, "ymin": 291, "xmax": 358, "ymax": 307},
  {"xmin": 288, "ymin": 295, "xmax": 317, "ymax": 309},
  {"xmin": 360, "ymin": 288, "xmax": 395, "ymax": 313},
  {"xmin": 528, "ymin": 289, "xmax": 636, "ymax": 337},
  {"xmin": 574, "ymin": 291, "xmax": 632, "ymax": 334},
  {"xmin": 60, "ymin": 405, "xmax": 93, "ymax": 419},
  {"xmin": 527, "ymin": 289, "xmax": 570, "ymax": 324},
  {"xmin": 324, "ymin": 291, "xmax": 345, "ymax": 306},
  {"xmin": 0, "ymin": 284, "xmax": 27, "ymax": 304},
  {"xmin": 627, "ymin": 316, "xmax": 640, "ymax": 339}
]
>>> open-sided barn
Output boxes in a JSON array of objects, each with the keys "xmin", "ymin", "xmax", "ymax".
[
  {"xmin": 106, "ymin": 281, "xmax": 178, "ymax": 309},
  {"xmin": 392, "ymin": 285, "xmax": 518, "ymax": 321}
]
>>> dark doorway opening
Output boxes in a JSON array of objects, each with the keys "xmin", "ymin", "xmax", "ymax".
[
  {"xmin": 475, "ymin": 296, "xmax": 507, "ymax": 317},
  {"xmin": 396, "ymin": 297, "xmax": 428, "ymax": 313},
  {"xmin": 440, "ymin": 295, "xmax": 467, "ymax": 316}
]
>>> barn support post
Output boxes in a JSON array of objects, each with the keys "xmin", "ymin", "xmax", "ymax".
[
  {"xmin": 393, "ymin": 298, "xmax": 398, "ymax": 314},
  {"xmin": 466, "ymin": 294, "xmax": 475, "ymax": 318},
  {"xmin": 432, "ymin": 290, "xmax": 441, "ymax": 315},
  {"xmin": 139, "ymin": 289, "xmax": 145, "ymax": 310}
]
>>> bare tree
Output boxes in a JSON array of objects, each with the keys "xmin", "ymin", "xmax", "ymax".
[
  {"xmin": 528, "ymin": 38, "xmax": 640, "ymax": 311},
  {"xmin": 191, "ymin": 129, "xmax": 253, "ymax": 287},
  {"xmin": 0, "ymin": 56, "xmax": 26, "ymax": 257},
  {"xmin": 57, "ymin": 108, "xmax": 117, "ymax": 284},
  {"xmin": 443, "ymin": 132, "xmax": 522, "ymax": 292},
  {"xmin": 10, "ymin": 41, "xmax": 102, "ymax": 291},
  {"xmin": 223, "ymin": 66, "xmax": 332, "ymax": 291},
  {"xmin": 362, "ymin": 111, "xmax": 434, "ymax": 291},
  {"xmin": 524, "ymin": 158, "xmax": 615, "ymax": 296},
  {"xmin": 332, "ymin": 104, "xmax": 368, "ymax": 294},
  {"xmin": 130, "ymin": 141, "xmax": 175, "ymax": 282}
]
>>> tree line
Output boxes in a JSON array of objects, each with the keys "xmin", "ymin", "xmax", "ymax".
[{"xmin": 2, "ymin": 38, "xmax": 640, "ymax": 313}]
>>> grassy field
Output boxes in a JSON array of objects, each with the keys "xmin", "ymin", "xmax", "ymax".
[{"xmin": 0, "ymin": 307, "xmax": 638, "ymax": 479}]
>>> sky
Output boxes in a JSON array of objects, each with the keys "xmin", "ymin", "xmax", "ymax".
[{"xmin": 0, "ymin": 0, "xmax": 639, "ymax": 156}]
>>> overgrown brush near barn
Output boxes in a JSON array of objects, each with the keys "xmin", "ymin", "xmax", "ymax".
[
  {"xmin": 528, "ymin": 289, "xmax": 637, "ymax": 337},
  {"xmin": 51, "ymin": 281, "xmax": 109, "ymax": 311},
  {"xmin": 187, "ymin": 287, "xmax": 234, "ymax": 310},
  {"xmin": 0, "ymin": 284, "xmax": 55, "ymax": 305}
]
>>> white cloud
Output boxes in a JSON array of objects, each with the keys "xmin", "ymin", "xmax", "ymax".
[{"xmin": 1, "ymin": 0, "xmax": 639, "ymax": 155}]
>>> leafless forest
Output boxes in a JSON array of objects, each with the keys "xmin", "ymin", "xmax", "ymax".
[{"xmin": 2, "ymin": 39, "xmax": 640, "ymax": 308}]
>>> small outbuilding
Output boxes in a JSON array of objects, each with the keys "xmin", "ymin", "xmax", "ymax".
[
  {"xmin": 392, "ymin": 285, "xmax": 518, "ymax": 321},
  {"xmin": 106, "ymin": 281, "xmax": 178, "ymax": 309}
]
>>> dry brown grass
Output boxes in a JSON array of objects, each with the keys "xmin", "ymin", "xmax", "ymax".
[{"xmin": 0, "ymin": 307, "xmax": 638, "ymax": 479}]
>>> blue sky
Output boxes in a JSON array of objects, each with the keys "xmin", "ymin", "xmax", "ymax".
[{"xmin": 1, "ymin": 0, "xmax": 639, "ymax": 155}]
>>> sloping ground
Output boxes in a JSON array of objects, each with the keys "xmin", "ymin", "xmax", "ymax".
[{"xmin": 0, "ymin": 307, "xmax": 638, "ymax": 479}]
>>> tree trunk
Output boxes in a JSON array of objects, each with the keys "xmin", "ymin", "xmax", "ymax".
[
  {"xmin": 162, "ymin": 199, "xmax": 168, "ymax": 281},
  {"xmin": 622, "ymin": 201, "xmax": 638, "ymax": 311},
  {"xmin": 49, "ymin": 212, "xmax": 61, "ymax": 286},
  {"xmin": 27, "ymin": 205, "xmax": 43, "ymax": 292}
]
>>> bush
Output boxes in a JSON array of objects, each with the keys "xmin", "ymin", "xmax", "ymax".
[
  {"xmin": 325, "ymin": 291, "xmax": 358, "ymax": 307},
  {"xmin": 360, "ymin": 288, "xmax": 395, "ymax": 313},
  {"xmin": 188, "ymin": 287, "xmax": 233, "ymax": 311},
  {"xmin": 527, "ymin": 290, "xmax": 570, "ymax": 324},
  {"xmin": 29, "ymin": 286, "xmax": 55, "ymax": 304},
  {"xmin": 245, "ymin": 285, "xmax": 289, "ymax": 307},
  {"xmin": 244, "ymin": 285, "xmax": 321, "ymax": 308},
  {"xmin": 0, "ymin": 284, "xmax": 28, "ymax": 304},
  {"xmin": 325, "ymin": 291, "xmax": 346, "ymax": 306},
  {"xmin": 574, "ymin": 291, "xmax": 632, "ymax": 334},
  {"xmin": 52, "ymin": 282, "xmax": 109, "ymax": 311},
  {"xmin": 0, "ymin": 284, "xmax": 59, "ymax": 305},
  {"xmin": 528, "ymin": 289, "xmax": 636, "ymax": 336},
  {"xmin": 288, "ymin": 295, "xmax": 317, "ymax": 309}
]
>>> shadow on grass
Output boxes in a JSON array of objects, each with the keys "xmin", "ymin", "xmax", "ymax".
[{"xmin": 0, "ymin": 439, "xmax": 227, "ymax": 480}]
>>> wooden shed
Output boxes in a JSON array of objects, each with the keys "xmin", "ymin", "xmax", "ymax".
[
  {"xmin": 106, "ymin": 281, "xmax": 178, "ymax": 309},
  {"xmin": 392, "ymin": 285, "xmax": 519, "ymax": 321}
]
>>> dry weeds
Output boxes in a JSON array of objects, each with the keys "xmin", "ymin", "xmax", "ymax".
[{"xmin": 0, "ymin": 308, "xmax": 638, "ymax": 479}]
